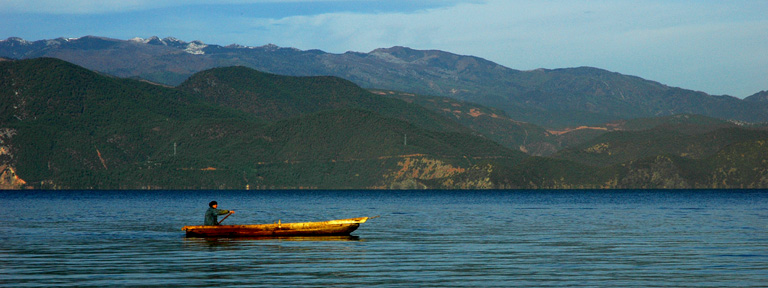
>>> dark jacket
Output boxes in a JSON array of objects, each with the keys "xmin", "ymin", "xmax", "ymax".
[{"xmin": 204, "ymin": 207, "xmax": 230, "ymax": 225}]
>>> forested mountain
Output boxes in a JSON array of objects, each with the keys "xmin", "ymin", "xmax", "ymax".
[
  {"xmin": 177, "ymin": 66, "xmax": 468, "ymax": 133},
  {"xmin": 0, "ymin": 58, "xmax": 524, "ymax": 189},
  {"xmin": 3, "ymin": 36, "xmax": 766, "ymax": 128},
  {"xmin": 745, "ymin": 90, "xmax": 768, "ymax": 102},
  {"xmin": 2, "ymin": 55, "xmax": 768, "ymax": 189},
  {"xmin": 553, "ymin": 115, "xmax": 768, "ymax": 167},
  {"xmin": 375, "ymin": 89, "xmax": 560, "ymax": 156}
]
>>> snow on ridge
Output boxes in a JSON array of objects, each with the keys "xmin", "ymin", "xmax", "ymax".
[
  {"xmin": 129, "ymin": 36, "xmax": 207, "ymax": 54},
  {"xmin": 30, "ymin": 35, "xmax": 303, "ymax": 55},
  {"xmin": 184, "ymin": 41, "xmax": 207, "ymax": 55},
  {"xmin": 1, "ymin": 37, "xmax": 31, "ymax": 45},
  {"xmin": 129, "ymin": 37, "xmax": 149, "ymax": 43}
]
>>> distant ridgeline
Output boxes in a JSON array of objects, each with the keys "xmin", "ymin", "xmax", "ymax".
[
  {"xmin": 3, "ymin": 36, "xmax": 768, "ymax": 128},
  {"xmin": 1, "ymin": 49, "xmax": 768, "ymax": 189}
]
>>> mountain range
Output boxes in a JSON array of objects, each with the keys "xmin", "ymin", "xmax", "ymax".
[
  {"xmin": 1, "ymin": 36, "xmax": 768, "ymax": 190},
  {"xmin": 3, "ymin": 36, "xmax": 767, "ymax": 128}
]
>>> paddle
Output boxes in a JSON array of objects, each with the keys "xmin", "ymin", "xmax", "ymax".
[{"xmin": 217, "ymin": 211, "xmax": 234, "ymax": 225}]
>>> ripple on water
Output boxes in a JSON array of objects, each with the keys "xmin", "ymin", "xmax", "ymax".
[{"xmin": 1, "ymin": 190, "xmax": 766, "ymax": 287}]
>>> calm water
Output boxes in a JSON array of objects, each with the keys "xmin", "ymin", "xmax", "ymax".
[{"xmin": 1, "ymin": 190, "xmax": 766, "ymax": 287}]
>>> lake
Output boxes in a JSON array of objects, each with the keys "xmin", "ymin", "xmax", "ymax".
[{"xmin": 1, "ymin": 190, "xmax": 766, "ymax": 287}]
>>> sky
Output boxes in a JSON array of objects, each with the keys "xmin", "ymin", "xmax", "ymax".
[{"xmin": 2, "ymin": 0, "xmax": 766, "ymax": 98}]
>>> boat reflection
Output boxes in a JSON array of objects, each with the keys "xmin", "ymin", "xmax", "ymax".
[{"xmin": 184, "ymin": 235, "xmax": 362, "ymax": 247}]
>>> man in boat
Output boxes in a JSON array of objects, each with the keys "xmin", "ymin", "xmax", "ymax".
[{"xmin": 204, "ymin": 201, "xmax": 234, "ymax": 226}]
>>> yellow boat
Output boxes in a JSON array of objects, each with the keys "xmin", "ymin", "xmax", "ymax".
[{"xmin": 182, "ymin": 216, "xmax": 375, "ymax": 237}]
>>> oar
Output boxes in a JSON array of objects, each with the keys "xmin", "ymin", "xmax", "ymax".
[{"xmin": 217, "ymin": 211, "xmax": 234, "ymax": 225}]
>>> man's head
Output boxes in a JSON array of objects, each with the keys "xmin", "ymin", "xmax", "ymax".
[{"xmin": 209, "ymin": 201, "xmax": 218, "ymax": 208}]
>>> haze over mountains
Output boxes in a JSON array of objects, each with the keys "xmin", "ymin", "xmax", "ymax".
[{"xmin": 1, "ymin": 36, "xmax": 768, "ymax": 190}]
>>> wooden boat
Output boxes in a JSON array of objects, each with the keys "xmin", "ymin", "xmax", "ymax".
[{"xmin": 182, "ymin": 216, "xmax": 375, "ymax": 237}]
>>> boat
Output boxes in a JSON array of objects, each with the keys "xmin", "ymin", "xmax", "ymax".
[{"xmin": 181, "ymin": 216, "xmax": 376, "ymax": 237}]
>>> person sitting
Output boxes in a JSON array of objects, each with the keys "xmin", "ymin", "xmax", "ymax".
[{"xmin": 204, "ymin": 201, "xmax": 234, "ymax": 225}]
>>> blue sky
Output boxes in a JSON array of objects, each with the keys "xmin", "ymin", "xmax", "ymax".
[{"xmin": 2, "ymin": 0, "xmax": 766, "ymax": 98}]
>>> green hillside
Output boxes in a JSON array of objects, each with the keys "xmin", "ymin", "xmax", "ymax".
[
  {"xmin": 554, "ymin": 115, "xmax": 768, "ymax": 167},
  {"xmin": 0, "ymin": 58, "xmax": 524, "ymax": 189},
  {"xmin": 1, "ymin": 58, "xmax": 265, "ymax": 188},
  {"xmin": 4, "ymin": 58, "xmax": 768, "ymax": 190},
  {"xmin": 374, "ymin": 89, "xmax": 560, "ymax": 155},
  {"xmin": 615, "ymin": 114, "xmax": 737, "ymax": 132},
  {"xmin": 178, "ymin": 66, "xmax": 469, "ymax": 133},
  {"xmin": 246, "ymin": 109, "xmax": 524, "ymax": 189},
  {"xmin": 697, "ymin": 139, "xmax": 768, "ymax": 188},
  {"xmin": 486, "ymin": 114, "xmax": 768, "ymax": 189}
]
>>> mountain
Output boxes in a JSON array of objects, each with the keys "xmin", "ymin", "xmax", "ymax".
[
  {"xmin": 374, "ymin": 89, "xmax": 561, "ymax": 155},
  {"xmin": 744, "ymin": 90, "xmax": 768, "ymax": 102},
  {"xmin": 553, "ymin": 115, "xmax": 768, "ymax": 167},
  {"xmin": 257, "ymin": 108, "xmax": 524, "ymax": 189},
  {"xmin": 3, "ymin": 36, "xmax": 767, "ymax": 128},
  {"xmin": 490, "ymin": 67, "xmax": 767, "ymax": 126},
  {"xmin": 0, "ymin": 58, "xmax": 525, "ymax": 189},
  {"xmin": 477, "ymin": 113, "xmax": 768, "ymax": 189},
  {"xmin": 0, "ymin": 36, "xmax": 223, "ymax": 85},
  {"xmin": 1, "ymin": 57, "xmax": 261, "ymax": 189},
  {"xmin": 494, "ymin": 140, "xmax": 768, "ymax": 190},
  {"xmin": 3, "ymin": 58, "xmax": 768, "ymax": 189},
  {"xmin": 177, "ymin": 66, "xmax": 468, "ymax": 133}
]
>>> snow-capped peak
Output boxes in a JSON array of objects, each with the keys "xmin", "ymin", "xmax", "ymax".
[
  {"xmin": 184, "ymin": 41, "xmax": 207, "ymax": 55},
  {"xmin": 131, "ymin": 36, "xmax": 207, "ymax": 54}
]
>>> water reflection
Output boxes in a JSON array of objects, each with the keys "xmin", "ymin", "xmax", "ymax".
[{"xmin": 183, "ymin": 235, "xmax": 361, "ymax": 247}]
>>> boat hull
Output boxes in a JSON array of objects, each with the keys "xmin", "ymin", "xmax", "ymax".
[{"xmin": 182, "ymin": 217, "xmax": 371, "ymax": 237}]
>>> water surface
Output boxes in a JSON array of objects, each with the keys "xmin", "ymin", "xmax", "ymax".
[{"xmin": 1, "ymin": 190, "xmax": 766, "ymax": 287}]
